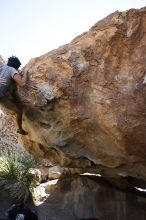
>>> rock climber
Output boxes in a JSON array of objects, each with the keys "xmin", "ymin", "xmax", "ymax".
[{"xmin": 0, "ymin": 56, "xmax": 28, "ymax": 135}]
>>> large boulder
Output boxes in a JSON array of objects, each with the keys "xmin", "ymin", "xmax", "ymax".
[
  {"xmin": 16, "ymin": 8, "xmax": 146, "ymax": 182},
  {"xmin": 36, "ymin": 176, "xmax": 146, "ymax": 220}
]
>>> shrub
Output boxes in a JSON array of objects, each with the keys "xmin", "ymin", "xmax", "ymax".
[{"xmin": 0, "ymin": 150, "xmax": 37, "ymax": 202}]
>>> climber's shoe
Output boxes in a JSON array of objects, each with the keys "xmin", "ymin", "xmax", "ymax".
[{"xmin": 17, "ymin": 129, "xmax": 28, "ymax": 135}]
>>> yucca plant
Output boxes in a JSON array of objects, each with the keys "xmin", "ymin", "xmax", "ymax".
[{"xmin": 0, "ymin": 150, "xmax": 37, "ymax": 202}]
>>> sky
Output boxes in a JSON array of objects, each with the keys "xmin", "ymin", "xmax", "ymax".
[{"xmin": 0, "ymin": 0, "xmax": 146, "ymax": 66}]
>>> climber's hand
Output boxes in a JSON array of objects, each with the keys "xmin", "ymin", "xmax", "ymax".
[{"xmin": 19, "ymin": 70, "xmax": 24, "ymax": 76}]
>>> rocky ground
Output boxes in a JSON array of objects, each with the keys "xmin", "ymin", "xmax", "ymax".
[
  {"xmin": 1, "ymin": 172, "xmax": 146, "ymax": 220},
  {"xmin": 36, "ymin": 175, "xmax": 146, "ymax": 220}
]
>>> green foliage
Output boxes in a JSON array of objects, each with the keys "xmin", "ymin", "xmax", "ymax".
[{"xmin": 0, "ymin": 150, "xmax": 37, "ymax": 202}]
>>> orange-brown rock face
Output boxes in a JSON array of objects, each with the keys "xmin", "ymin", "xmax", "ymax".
[{"xmin": 19, "ymin": 8, "xmax": 146, "ymax": 181}]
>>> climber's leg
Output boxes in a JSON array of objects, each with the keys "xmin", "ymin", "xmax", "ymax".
[
  {"xmin": 11, "ymin": 95, "xmax": 28, "ymax": 135},
  {"xmin": 14, "ymin": 104, "xmax": 28, "ymax": 135},
  {"xmin": 0, "ymin": 95, "xmax": 28, "ymax": 135}
]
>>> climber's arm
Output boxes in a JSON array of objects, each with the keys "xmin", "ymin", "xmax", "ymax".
[{"xmin": 12, "ymin": 71, "xmax": 28, "ymax": 87}]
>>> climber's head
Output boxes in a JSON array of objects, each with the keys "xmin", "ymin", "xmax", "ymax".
[{"xmin": 7, "ymin": 56, "xmax": 21, "ymax": 70}]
